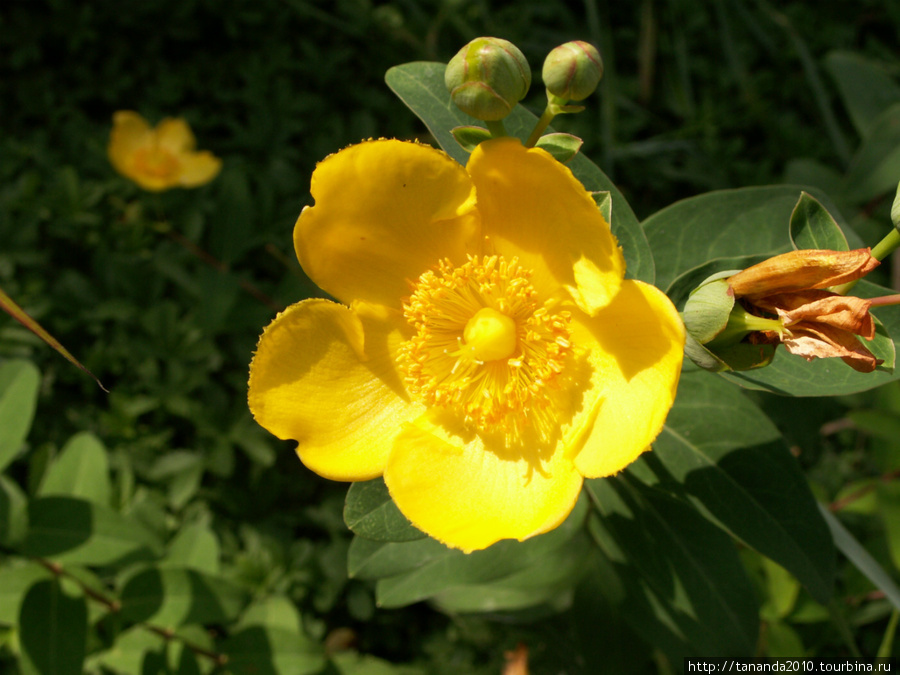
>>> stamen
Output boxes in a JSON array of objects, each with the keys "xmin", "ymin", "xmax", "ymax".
[{"xmin": 397, "ymin": 255, "xmax": 572, "ymax": 441}]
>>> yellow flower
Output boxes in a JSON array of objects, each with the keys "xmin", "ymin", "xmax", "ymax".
[
  {"xmin": 108, "ymin": 111, "xmax": 222, "ymax": 191},
  {"xmin": 248, "ymin": 137, "xmax": 684, "ymax": 552}
]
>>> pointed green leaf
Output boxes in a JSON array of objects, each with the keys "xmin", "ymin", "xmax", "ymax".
[
  {"xmin": 22, "ymin": 496, "xmax": 162, "ymax": 565},
  {"xmin": 824, "ymin": 51, "xmax": 900, "ymax": 139},
  {"xmin": 819, "ymin": 504, "xmax": 900, "ymax": 611},
  {"xmin": 344, "ymin": 479, "xmax": 425, "ymax": 543},
  {"xmin": 0, "ymin": 359, "xmax": 40, "ymax": 472},
  {"xmin": 0, "ymin": 287, "xmax": 106, "ymax": 391},
  {"xmin": 119, "ymin": 567, "xmax": 247, "ymax": 629},
  {"xmin": 385, "ymin": 61, "xmax": 655, "ymax": 284},
  {"xmin": 585, "ymin": 475, "xmax": 758, "ymax": 657},
  {"xmin": 19, "ymin": 578, "xmax": 87, "ymax": 675},
  {"xmin": 38, "ymin": 431, "xmax": 111, "ymax": 506},
  {"xmin": 789, "ymin": 191, "xmax": 849, "ymax": 251},
  {"xmin": 640, "ymin": 370, "xmax": 834, "ymax": 603}
]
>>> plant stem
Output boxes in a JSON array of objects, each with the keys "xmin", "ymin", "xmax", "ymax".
[
  {"xmin": 525, "ymin": 106, "xmax": 557, "ymax": 147},
  {"xmin": 486, "ymin": 119, "xmax": 507, "ymax": 138}
]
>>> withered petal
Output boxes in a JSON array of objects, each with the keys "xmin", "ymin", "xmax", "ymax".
[
  {"xmin": 728, "ymin": 248, "xmax": 878, "ymax": 298},
  {"xmin": 782, "ymin": 321, "xmax": 882, "ymax": 373},
  {"xmin": 755, "ymin": 291, "xmax": 875, "ymax": 340}
]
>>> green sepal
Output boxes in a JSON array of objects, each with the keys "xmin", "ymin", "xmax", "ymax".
[
  {"xmin": 535, "ymin": 132, "xmax": 583, "ymax": 162},
  {"xmin": 682, "ymin": 275, "xmax": 736, "ymax": 344},
  {"xmin": 591, "ymin": 191, "xmax": 612, "ymax": 224},
  {"xmin": 449, "ymin": 125, "xmax": 493, "ymax": 153},
  {"xmin": 684, "ymin": 332, "xmax": 777, "ymax": 373}
]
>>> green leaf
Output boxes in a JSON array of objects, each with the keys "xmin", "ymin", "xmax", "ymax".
[
  {"xmin": 0, "ymin": 358, "xmax": 40, "ymax": 472},
  {"xmin": 824, "ymin": 51, "xmax": 900, "ymax": 139},
  {"xmin": 585, "ymin": 475, "xmax": 759, "ymax": 657},
  {"xmin": 643, "ymin": 185, "xmax": 859, "ymax": 293},
  {"xmin": 789, "ymin": 191, "xmax": 849, "ymax": 251},
  {"xmin": 237, "ymin": 595, "xmax": 304, "ymax": 633},
  {"xmin": 819, "ymin": 504, "xmax": 900, "ymax": 612},
  {"xmin": 0, "ymin": 474, "xmax": 28, "ymax": 547},
  {"xmin": 344, "ymin": 479, "xmax": 424, "ymax": 543},
  {"xmin": 88, "ymin": 627, "xmax": 166, "ymax": 675},
  {"xmin": 385, "ymin": 61, "xmax": 655, "ymax": 284},
  {"xmin": 640, "ymin": 370, "xmax": 834, "ymax": 604},
  {"xmin": 163, "ymin": 522, "xmax": 222, "ymax": 575},
  {"xmin": 18, "ymin": 578, "xmax": 87, "ymax": 675},
  {"xmin": 22, "ymin": 496, "xmax": 163, "ymax": 565},
  {"xmin": 429, "ymin": 530, "xmax": 593, "ymax": 613},
  {"xmin": 840, "ymin": 103, "xmax": 900, "ymax": 205},
  {"xmin": 370, "ymin": 496, "xmax": 588, "ymax": 609},
  {"xmin": 38, "ymin": 431, "xmax": 111, "ymax": 506},
  {"xmin": 330, "ymin": 652, "xmax": 426, "ymax": 675},
  {"xmin": 222, "ymin": 625, "xmax": 326, "ymax": 675},
  {"xmin": 876, "ymin": 482, "xmax": 900, "ymax": 573},
  {"xmin": 0, "ymin": 561, "xmax": 52, "ymax": 624},
  {"xmin": 119, "ymin": 566, "xmax": 247, "ymax": 629},
  {"xmin": 348, "ymin": 535, "xmax": 449, "ymax": 581}
]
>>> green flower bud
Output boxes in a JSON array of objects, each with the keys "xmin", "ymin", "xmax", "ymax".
[
  {"xmin": 445, "ymin": 37, "xmax": 531, "ymax": 121},
  {"xmin": 542, "ymin": 41, "xmax": 603, "ymax": 102}
]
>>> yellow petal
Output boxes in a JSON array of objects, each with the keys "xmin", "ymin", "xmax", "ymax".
[
  {"xmin": 108, "ymin": 111, "xmax": 152, "ymax": 176},
  {"xmin": 384, "ymin": 415, "xmax": 583, "ymax": 552},
  {"xmin": 569, "ymin": 280, "xmax": 685, "ymax": 477},
  {"xmin": 294, "ymin": 140, "xmax": 480, "ymax": 308},
  {"xmin": 178, "ymin": 151, "xmax": 223, "ymax": 188},
  {"xmin": 156, "ymin": 117, "xmax": 197, "ymax": 153},
  {"xmin": 248, "ymin": 298, "xmax": 422, "ymax": 481},
  {"xmin": 465, "ymin": 137, "xmax": 625, "ymax": 314}
]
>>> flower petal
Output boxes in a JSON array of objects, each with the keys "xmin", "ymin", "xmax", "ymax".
[
  {"xmin": 384, "ymin": 415, "xmax": 583, "ymax": 552},
  {"xmin": 782, "ymin": 322, "xmax": 882, "ymax": 373},
  {"xmin": 108, "ymin": 111, "xmax": 152, "ymax": 176},
  {"xmin": 248, "ymin": 298, "xmax": 422, "ymax": 480},
  {"xmin": 178, "ymin": 151, "xmax": 223, "ymax": 188},
  {"xmin": 569, "ymin": 280, "xmax": 685, "ymax": 477},
  {"xmin": 728, "ymin": 249, "xmax": 879, "ymax": 298},
  {"xmin": 465, "ymin": 137, "xmax": 625, "ymax": 314},
  {"xmin": 757, "ymin": 290, "xmax": 875, "ymax": 339},
  {"xmin": 294, "ymin": 140, "xmax": 480, "ymax": 308},
  {"xmin": 156, "ymin": 117, "xmax": 197, "ymax": 153}
]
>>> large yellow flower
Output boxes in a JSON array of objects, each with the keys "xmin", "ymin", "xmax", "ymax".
[
  {"xmin": 249, "ymin": 137, "xmax": 684, "ymax": 552},
  {"xmin": 108, "ymin": 111, "xmax": 222, "ymax": 191}
]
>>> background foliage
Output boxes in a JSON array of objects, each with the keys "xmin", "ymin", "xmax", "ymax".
[{"xmin": 2, "ymin": 0, "xmax": 900, "ymax": 673}]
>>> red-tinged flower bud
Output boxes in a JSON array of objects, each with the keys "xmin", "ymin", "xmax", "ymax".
[
  {"xmin": 542, "ymin": 41, "xmax": 603, "ymax": 102},
  {"xmin": 445, "ymin": 37, "xmax": 531, "ymax": 121}
]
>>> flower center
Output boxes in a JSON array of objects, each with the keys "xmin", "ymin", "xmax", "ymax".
[
  {"xmin": 133, "ymin": 145, "xmax": 180, "ymax": 179},
  {"xmin": 462, "ymin": 307, "xmax": 517, "ymax": 361},
  {"xmin": 398, "ymin": 255, "xmax": 572, "ymax": 439}
]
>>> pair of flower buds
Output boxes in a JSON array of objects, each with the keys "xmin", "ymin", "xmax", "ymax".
[{"xmin": 445, "ymin": 37, "xmax": 603, "ymax": 122}]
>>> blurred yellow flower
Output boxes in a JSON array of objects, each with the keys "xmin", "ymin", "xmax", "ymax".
[
  {"xmin": 107, "ymin": 111, "xmax": 221, "ymax": 191},
  {"xmin": 248, "ymin": 137, "xmax": 684, "ymax": 552}
]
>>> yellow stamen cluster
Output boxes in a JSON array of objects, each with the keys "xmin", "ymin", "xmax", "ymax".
[{"xmin": 398, "ymin": 255, "xmax": 572, "ymax": 439}]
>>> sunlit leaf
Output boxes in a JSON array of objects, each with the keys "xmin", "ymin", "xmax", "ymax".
[
  {"xmin": 344, "ymin": 479, "xmax": 424, "ymax": 543},
  {"xmin": 38, "ymin": 431, "xmax": 111, "ymax": 506},
  {"xmin": 789, "ymin": 191, "xmax": 849, "ymax": 251},
  {"xmin": 0, "ymin": 359, "xmax": 40, "ymax": 472}
]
